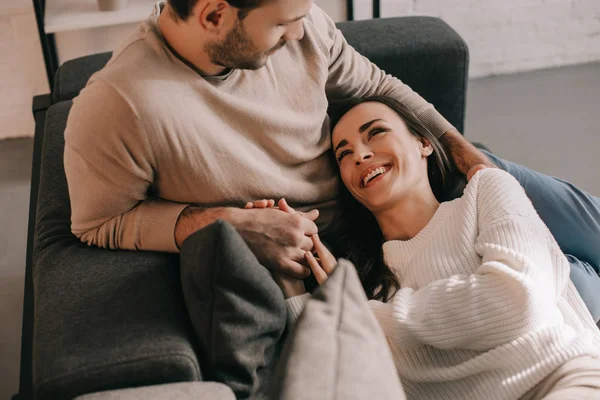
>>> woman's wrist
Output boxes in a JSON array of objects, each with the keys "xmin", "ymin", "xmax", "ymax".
[{"xmin": 275, "ymin": 274, "xmax": 307, "ymax": 298}]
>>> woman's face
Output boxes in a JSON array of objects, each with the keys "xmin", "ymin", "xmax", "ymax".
[{"xmin": 331, "ymin": 101, "xmax": 433, "ymax": 212}]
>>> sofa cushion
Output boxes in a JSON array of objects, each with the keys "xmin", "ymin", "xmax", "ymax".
[
  {"xmin": 180, "ymin": 220, "xmax": 287, "ymax": 400},
  {"xmin": 33, "ymin": 101, "xmax": 202, "ymax": 400},
  {"xmin": 269, "ymin": 260, "xmax": 406, "ymax": 399},
  {"xmin": 74, "ymin": 382, "xmax": 235, "ymax": 400}
]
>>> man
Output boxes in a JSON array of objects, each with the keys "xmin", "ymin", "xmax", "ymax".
[{"xmin": 64, "ymin": 0, "xmax": 600, "ymax": 319}]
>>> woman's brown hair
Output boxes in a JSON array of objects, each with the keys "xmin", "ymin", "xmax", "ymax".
[{"xmin": 330, "ymin": 95, "xmax": 458, "ymax": 301}]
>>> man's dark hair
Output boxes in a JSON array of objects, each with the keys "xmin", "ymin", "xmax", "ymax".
[
  {"xmin": 330, "ymin": 95, "xmax": 459, "ymax": 302},
  {"xmin": 168, "ymin": 0, "xmax": 268, "ymax": 21}
]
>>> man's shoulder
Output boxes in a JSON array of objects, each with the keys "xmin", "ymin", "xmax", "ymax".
[
  {"xmin": 88, "ymin": 20, "xmax": 168, "ymax": 95},
  {"xmin": 302, "ymin": 4, "xmax": 338, "ymax": 50}
]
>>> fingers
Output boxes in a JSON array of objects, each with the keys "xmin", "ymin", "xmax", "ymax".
[
  {"xmin": 278, "ymin": 198, "xmax": 295, "ymax": 214},
  {"xmin": 299, "ymin": 235, "xmax": 314, "ymax": 252},
  {"xmin": 305, "ymin": 251, "xmax": 328, "ymax": 285},
  {"xmin": 301, "ymin": 209, "xmax": 319, "ymax": 221},
  {"xmin": 312, "ymin": 234, "xmax": 337, "ymax": 274},
  {"xmin": 281, "ymin": 259, "xmax": 311, "ymax": 279},
  {"xmin": 244, "ymin": 199, "xmax": 276, "ymax": 209},
  {"xmin": 298, "ymin": 217, "xmax": 319, "ymax": 236}
]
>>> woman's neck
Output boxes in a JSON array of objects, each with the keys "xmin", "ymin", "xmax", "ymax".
[{"xmin": 374, "ymin": 189, "xmax": 440, "ymax": 242}]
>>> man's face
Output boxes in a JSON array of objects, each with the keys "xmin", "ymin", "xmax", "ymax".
[{"xmin": 205, "ymin": 0, "xmax": 313, "ymax": 70}]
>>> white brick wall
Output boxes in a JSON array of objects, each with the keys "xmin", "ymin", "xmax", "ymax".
[
  {"xmin": 0, "ymin": 1, "xmax": 49, "ymax": 139},
  {"xmin": 1, "ymin": 0, "xmax": 598, "ymax": 138},
  {"xmin": 377, "ymin": 0, "xmax": 600, "ymax": 78}
]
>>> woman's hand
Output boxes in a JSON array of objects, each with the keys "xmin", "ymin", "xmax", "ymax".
[
  {"xmin": 244, "ymin": 199, "xmax": 276, "ymax": 209},
  {"xmin": 304, "ymin": 234, "xmax": 338, "ymax": 285}
]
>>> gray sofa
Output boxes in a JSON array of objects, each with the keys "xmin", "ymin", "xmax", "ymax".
[{"xmin": 16, "ymin": 16, "xmax": 469, "ymax": 400}]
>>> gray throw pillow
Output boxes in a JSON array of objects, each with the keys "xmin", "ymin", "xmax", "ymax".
[
  {"xmin": 180, "ymin": 220, "xmax": 287, "ymax": 400},
  {"xmin": 269, "ymin": 260, "xmax": 406, "ymax": 399}
]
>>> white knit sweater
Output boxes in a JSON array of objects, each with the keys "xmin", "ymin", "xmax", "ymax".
[{"xmin": 286, "ymin": 168, "xmax": 600, "ymax": 400}]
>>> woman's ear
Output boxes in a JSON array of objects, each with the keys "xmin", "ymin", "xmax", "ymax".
[{"xmin": 419, "ymin": 138, "xmax": 433, "ymax": 157}]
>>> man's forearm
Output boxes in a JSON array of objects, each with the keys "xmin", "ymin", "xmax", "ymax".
[
  {"xmin": 440, "ymin": 128, "xmax": 495, "ymax": 175},
  {"xmin": 175, "ymin": 205, "xmax": 246, "ymax": 249}
]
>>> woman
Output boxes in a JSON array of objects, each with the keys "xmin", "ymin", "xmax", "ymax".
[{"xmin": 249, "ymin": 96, "xmax": 600, "ymax": 399}]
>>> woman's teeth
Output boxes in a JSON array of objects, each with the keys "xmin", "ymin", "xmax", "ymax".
[{"xmin": 363, "ymin": 166, "xmax": 388, "ymax": 187}]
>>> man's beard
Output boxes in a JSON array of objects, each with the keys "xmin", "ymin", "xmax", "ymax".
[{"xmin": 205, "ymin": 20, "xmax": 285, "ymax": 70}]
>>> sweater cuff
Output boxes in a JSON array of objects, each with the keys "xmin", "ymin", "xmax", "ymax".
[
  {"xmin": 417, "ymin": 107, "xmax": 456, "ymax": 138},
  {"xmin": 138, "ymin": 198, "xmax": 190, "ymax": 253},
  {"xmin": 286, "ymin": 293, "xmax": 311, "ymax": 326},
  {"xmin": 369, "ymin": 300, "xmax": 395, "ymax": 338},
  {"xmin": 369, "ymin": 293, "xmax": 416, "ymax": 348}
]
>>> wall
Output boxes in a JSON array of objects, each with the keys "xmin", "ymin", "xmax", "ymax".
[
  {"xmin": 376, "ymin": 0, "xmax": 600, "ymax": 78},
  {"xmin": 0, "ymin": 0, "xmax": 49, "ymax": 139},
  {"xmin": 1, "ymin": 0, "xmax": 599, "ymax": 138}
]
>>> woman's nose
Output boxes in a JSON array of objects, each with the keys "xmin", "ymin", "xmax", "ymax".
[{"xmin": 354, "ymin": 150, "xmax": 373, "ymax": 166}]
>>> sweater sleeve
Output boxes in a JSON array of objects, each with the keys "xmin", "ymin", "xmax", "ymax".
[
  {"xmin": 285, "ymin": 293, "xmax": 311, "ymax": 326},
  {"xmin": 64, "ymin": 80, "xmax": 189, "ymax": 252},
  {"xmin": 369, "ymin": 169, "xmax": 569, "ymax": 351},
  {"xmin": 306, "ymin": 5, "xmax": 455, "ymax": 138}
]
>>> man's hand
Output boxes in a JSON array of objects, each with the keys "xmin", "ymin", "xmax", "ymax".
[
  {"xmin": 467, "ymin": 164, "xmax": 488, "ymax": 181},
  {"xmin": 233, "ymin": 199, "xmax": 319, "ymax": 279},
  {"xmin": 440, "ymin": 129, "xmax": 495, "ymax": 181},
  {"xmin": 243, "ymin": 198, "xmax": 319, "ymax": 298},
  {"xmin": 175, "ymin": 199, "xmax": 319, "ymax": 280}
]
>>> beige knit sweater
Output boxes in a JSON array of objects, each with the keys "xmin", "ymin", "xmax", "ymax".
[
  {"xmin": 286, "ymin": 168, "xmax": 600, "ymax": 400},
  {"xmin": 63, "ymin": 2, "xmax": 454, "ymax": 253}
]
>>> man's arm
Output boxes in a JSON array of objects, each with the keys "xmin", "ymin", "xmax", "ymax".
[
  {"xmin": 65, "ymin": 80, "xmax": 188, "ymax": 252},
  {"xmin": 440, "ymin": 128, "xmax": 496, "ymax": 176},
  {"xmin": 307, "ymin": 6, "xmax": 494, "ymax": 176},
  {"xmin": 67, "ymin": 82, "xmax": 319, "ymax": 276}
]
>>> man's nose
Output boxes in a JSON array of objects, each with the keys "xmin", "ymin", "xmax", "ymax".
[{"xmin": 283, "ymin": 21, "xmax": 305, "ymax": 41}]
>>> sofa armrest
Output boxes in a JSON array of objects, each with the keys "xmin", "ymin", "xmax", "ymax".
[
  {"xmin": 32, "ymin": 101, "xmax": 202, "ymax": 400},
  {"xmin": 339, "ymin": 16, "xmax": 469, "ymax": 133}
]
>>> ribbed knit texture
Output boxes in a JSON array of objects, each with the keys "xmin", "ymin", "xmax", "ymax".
[
  {"xmin": 286, "ymin": 293, "xmax": 311, "ymax": 326},
  {"xmin": 287, "ymin": 168, "xmax": 600, "ymax": 399}
]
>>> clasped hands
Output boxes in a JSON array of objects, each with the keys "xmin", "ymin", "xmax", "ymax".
[{"xmin": 243, "ymin": 198, "xmax": 337, "ymax": 298}]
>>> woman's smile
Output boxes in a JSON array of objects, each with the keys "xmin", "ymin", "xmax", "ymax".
[{"xmin": 360, "ymin": 163, "xmax": 393, "ymax": 189}]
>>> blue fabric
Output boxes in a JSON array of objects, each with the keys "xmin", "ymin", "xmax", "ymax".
[{"xmin": 482, "ymin": 150, "xmax": 600, "ymax": 321}]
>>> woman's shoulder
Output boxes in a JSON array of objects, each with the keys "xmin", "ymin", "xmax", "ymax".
[
  {"xmin": 465, "ymin": 168, "xmax": 538, "ymax": 223},
  {"xmin": 464, "ymin": 168, "xmax": 523, "ymax": 198}
]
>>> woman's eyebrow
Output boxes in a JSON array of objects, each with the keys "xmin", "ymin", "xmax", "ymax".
[
  {"xmin": 359, "ymin": 119, "xmax": 383, "ymax": 133},
  {"xmin": 334, "ymin": 139, "xmax": 349, "ymax": 154},
  {"xmin": 334, "ymin": 118, "xmax": 384, "ymax": 153}
]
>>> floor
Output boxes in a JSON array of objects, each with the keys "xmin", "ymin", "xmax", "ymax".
[{"xmin": 0, "ymin": 61, "xmax": 599, "ymax": 398}]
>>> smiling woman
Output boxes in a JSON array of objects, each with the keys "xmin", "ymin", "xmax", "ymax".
[
  {"xmin": 280, "ymin": 94, "xmax": 600, "ymax": 399},
  {"xmin": 329, "ymin": 95, "xmax": 458, "ymax": 300}
]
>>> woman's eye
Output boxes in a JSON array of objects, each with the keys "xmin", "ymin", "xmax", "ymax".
[
  {"xmin": 368, "ymin": 128, "xmax": 385, "ymax": 139},
  {"xmin": 337, "ymin": 150, "xmax": 351, "ymax": 162}
]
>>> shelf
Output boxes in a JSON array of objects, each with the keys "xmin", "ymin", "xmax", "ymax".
[{"xmin": 45, "ymin": 0, "xmax": 156, "ymax": 33}]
